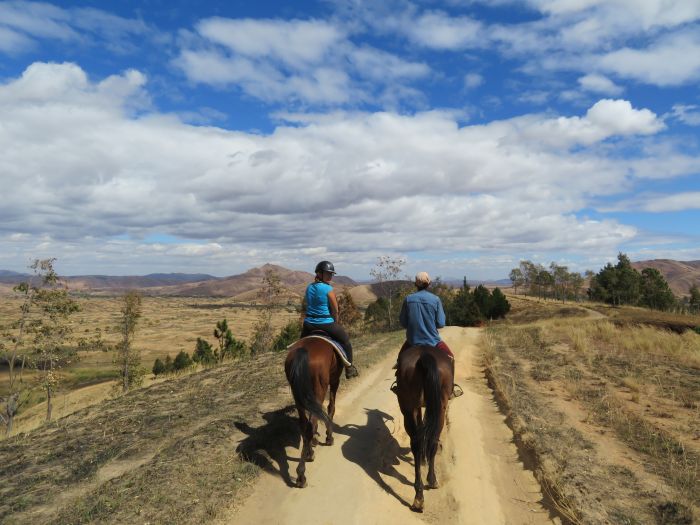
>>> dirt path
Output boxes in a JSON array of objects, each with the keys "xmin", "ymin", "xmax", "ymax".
[{"xmin": 223, "ymin": 327, "xmax": 560, "ymax": 525}]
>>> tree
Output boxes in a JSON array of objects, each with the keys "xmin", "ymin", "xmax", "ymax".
[
  {"xmin": 490, "ymin": 288, "xmax": 511, "ymax": 319},
  {"xmin": 213, "ymin": 319, "xmax": 245, "ymax": 361},
  {"xmin": 273, "ymin": 320, "xmax": 302, "ymax": 352},
  {"xmin": 115, "ymin": 290, "xmax": 144, "ymax": 392},
  {"xmin": 26, "ymin": 259, "xmax": 81, "ymax": 422},
  {"xmin": 164, "ymin": 354, "xmax": 174, "ymax": 373},
  {"xmin": 549, "ymin": 263, "xmax": 569, "ymax": 302},
  {"xmin": 250, "ymin": 267, "xmax": 283, "ymax": 354},
  {"xmin": 364, "ymin": 297, "xmax": 390, "ymax": 330},
  {"xmin": 689, "ymin": 284, "xmax": 700, "ymax": 313},
  {"xmin": 192, "ymin": 337, "xmax": 215, "ymax": 364},
  {"xmin": 152, "ymin": 358, "xmax": 166, "ymax": 376},
  {"xmin": 370, "ymin": 256, "xmax": 406, "ymax": 329},
  {"xmin": 639, "ymin": 268, "xmax": 676, "ymax": 311},
  {"xmin": 174, "ymin": 350, "xmax": 192, "ymax": 371},
  {"xmin": 589, "ymin": 253, "xmax": 642, "ymax": 306},
  {"xmin": 509, "ymin": 268, "xmax": 524, "ymax": 295},
  {"xmin": 448, "ymin": 278, "xmax": 482, "ymax": 326}
]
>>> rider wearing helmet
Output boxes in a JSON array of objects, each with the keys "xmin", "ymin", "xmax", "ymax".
[{"xmin": 301, "ymin": 261, "xmax": 359, "ymax": 379}]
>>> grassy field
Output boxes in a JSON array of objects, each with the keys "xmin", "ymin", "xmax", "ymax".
[
  {"xmin": 1, "ymin": 295, "xmax": 300, "ymax": 419},
  {"xmin": 484, "ymin": 295, "xmax": 699, "ymax": 524},
  {"xmin": 0, "ymin": 327, "xmax": 404, "ymax": 524}
]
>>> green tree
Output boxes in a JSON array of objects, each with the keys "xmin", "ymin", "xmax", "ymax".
[
  {"xmin": 639, "ymin": 268, "xmax": 676, "ymax": 311},
  {"xmin": 689, "ymin": 284, "xmax": 700, "ymax": 313},
  {"xmin": 448, "ymin": 278, "xmax": 483, "ymax": 326},
  {"xmin": 152, "ymin": 358, "xmax": 166, "ymax": 376},
  {"xmin": 115, "ymin": 290, "xmax": 144, "ymax": 392},
  {"xmin": 473, "ymin": 285, "xmax": 493, "ymax": 317},
  {"xmin": 273, "ymin": 320, "xmax": 302, "ymax": 352},
  {"xmin": 364, "ymin": 297, "xmax": 390, "ymax": 330},
  {"xmin": 174, "ymin": 350, "xmax": 192, "ymax": 371},
  {"xmin": 490, "ymin": 288, "xmax": 511, "ymax": 319},
  {"xmin": 213, "ymin": 319, "xmax": 245, "ymax": 361},
  {"xmin": 192, "ymin": 337, "xmax": 215, "ymax": 364}
]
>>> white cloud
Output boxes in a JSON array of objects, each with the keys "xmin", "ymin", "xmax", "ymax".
[
  {"xmin": 176, "ymin": 16, "xmax": 429, "ymax": 106},
  {"xmin": 578, "ymin": 73, "xmax": 623, "ymax": 95},
  {"xmin": 405, "ymin": 11, "xmax": 483, "ymax": 49},
  {"xmin": 464, "ymin": 73, "xmax": 483, "ymax": 89},
  {"xmin": 2, "ymin": 62, "xmax": 682, "ymax": 276},
  {"xmin": 606, "ymin": 192, "xmax": 700, "ymax": 212},
  {"xmin": 598, "ymin": 30, "xmax": 700, "ymax": 86},
  {"xmin": 0, "ymin": 1, "xmax": 149, "ymax": 55},
  {"xmin": 670, "ymin": 104, "xmax": 700, "ymax": 126}
]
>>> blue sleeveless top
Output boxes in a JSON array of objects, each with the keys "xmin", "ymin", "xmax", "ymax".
[{"xmin": 304, "ymin": 281, "xmax": 334, "ymax": 324}]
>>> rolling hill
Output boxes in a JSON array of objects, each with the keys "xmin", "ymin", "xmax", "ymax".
[{"xmin": 632, "ymin": 259, "xmax": 700, "ymax": 297}]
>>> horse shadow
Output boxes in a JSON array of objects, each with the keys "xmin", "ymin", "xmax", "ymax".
[
  {"xmin": 336, "ymin": 408, "xmax": 414, "ymax": 508},
  {"xmin": 234, "ymin": 405, "xmax": 301, "ymax": 487}
]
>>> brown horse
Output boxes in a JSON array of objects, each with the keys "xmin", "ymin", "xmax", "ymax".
[
  {"xmin": 284, "ymin": 337, "xmax": 342, "ymax": 488},
  {"xmin": 395, "ymin": 345, "xmax": 453, "ymax": 512}
]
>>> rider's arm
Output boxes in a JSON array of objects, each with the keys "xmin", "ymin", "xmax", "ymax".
[
  {"xmin": 327, "ymin": 290, "xmax": 339, "ymax": 321},
  {"xmin": 399, "ymin": 298, "xmax": 408, "ymax": 328},
  {"xmin": 436, "ymin": 298, "xmax": 446, "ymax": 328}
]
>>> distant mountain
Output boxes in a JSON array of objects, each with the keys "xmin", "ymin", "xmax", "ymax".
[
  {"xmin": 152, "ymin": 263, "xmax": 356, "ymax": 298},
  {"xmin": 632, "ymin": 259, "xmax": 700, "ymax": 297},
  {"xmin": 0, "ymin": 265, "xmax": 357, "ymax": 297}
]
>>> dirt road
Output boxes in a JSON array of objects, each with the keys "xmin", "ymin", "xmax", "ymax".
[{"xmin": 225, "ymin": 327, "xmax": 560, "ymax": 525}]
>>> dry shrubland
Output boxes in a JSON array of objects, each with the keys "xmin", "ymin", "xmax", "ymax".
[{"xmin": 483, "ymin": 297, "xmax": 699, "ymax": 524}]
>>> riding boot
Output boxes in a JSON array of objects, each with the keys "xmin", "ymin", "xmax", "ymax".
[{"xmin": 345, "ymin": 364, "xmax": 359, "ymax": 379}]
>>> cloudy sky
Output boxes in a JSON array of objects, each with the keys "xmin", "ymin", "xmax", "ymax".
[{"xmin": 1, "ymin": 0, "xmax": 699, "ymax": 280}]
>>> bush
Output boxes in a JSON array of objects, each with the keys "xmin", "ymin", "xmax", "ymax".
[
  {"xmin": 164, "ymin": 354, "xmax": 174, "ymax": 373},
  {"xmin": 173, "ymin": 350, "xmax": 192, "ymax": 370},
  {"xmin": 273, "ymin": 320, "xmax": 302, "ymax": 352},
  {"xmin": 192, "ymin": 337, "xmax": 215, "ymax": 364},
  {"xmin": 152, "ymin": 358, "xmax": 166, "ymax": 376}
]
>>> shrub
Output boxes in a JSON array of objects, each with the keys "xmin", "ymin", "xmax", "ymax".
[
  {"xmin": 152, "ymin": 358, "xmax": 166, "ymax": 376},
  {"xmin": 273, "ymin": 320, "xmax": 302, "ymax": 352},
  {"xmin": 192, "ymin": 337, "xmax": 215, "ymax": 364},
  {"xmin": 173, "ymin": 350, "xmax": 192, "ymax": 370}
]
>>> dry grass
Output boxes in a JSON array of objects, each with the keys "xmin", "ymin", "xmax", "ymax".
[
  {"xmin": 1, "ymin": 296, "xmax": 299, "ymax": 413},
  {"xmin": 0, "ymin": 329, "xmax": 403, "ymax": 524},
  {"xmin": 483, "ymin": 298, "xmax": 699, "ymax": 524}
]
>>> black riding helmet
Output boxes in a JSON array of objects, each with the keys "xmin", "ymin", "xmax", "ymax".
[{"xmin": 315, "ymin": 260, "xmax": 336, "ymax": 275}]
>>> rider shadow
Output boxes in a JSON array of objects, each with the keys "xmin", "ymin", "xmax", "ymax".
[
  {"xmin": 336, "ymin": 408, "xmax": 414, "ymax": 508},
  {"xmin": 234, "ymin": 405, "xmax": 301, "ymax": 488}
]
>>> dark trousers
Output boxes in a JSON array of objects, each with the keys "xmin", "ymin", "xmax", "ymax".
[{"xmin": 302, "ymin": 321, "xmax": 353, "ymax": 363}]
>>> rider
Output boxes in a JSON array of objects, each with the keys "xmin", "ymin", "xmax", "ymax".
[
  {"xmin": 393, "ymin": 271, "xmax": 460, "ymax": 396},
  {"xmin": 301, "ymin": 260, "xmax": 359, "ymax": 379}
]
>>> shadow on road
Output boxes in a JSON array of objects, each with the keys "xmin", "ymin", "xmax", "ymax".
[
  {"xmin": 336, "ymin": 408, "xmax": 414, "ymax": 508},
  {"xmin": 234, "ymin": 405, "xmax": 301, "ymax": 487}
]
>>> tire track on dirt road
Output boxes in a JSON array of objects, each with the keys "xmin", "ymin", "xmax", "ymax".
[{"xmin": 222, "ymin": 327, "xmax": 561, "ymax": 525}]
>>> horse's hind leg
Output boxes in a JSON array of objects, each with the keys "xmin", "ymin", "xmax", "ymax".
[
  {"xmin": 426, "ymin": 439, "xmax": 439, "ymax": 489},
  {"xmin": 296, "ymin": 409, "xmax": 314, "ymax": 488},
  {"xmin": 404, "ymin": 408, "xmax": 424, "ymax": 512},
  {"xmin": 325, "ymin": 379, "xmax": 339, "ymax": 446}
]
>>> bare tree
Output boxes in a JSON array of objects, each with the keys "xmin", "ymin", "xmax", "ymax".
[
  {"xmin": 370, "ymin": 256, "xmax": 406, "ymax": 329},
  {"xmin": 250, "ymin": 267, "xmax": 283, "ymax": 354},
  {"xmin": 115, "ymin": 290, "xmax": 144, "ymax": 392}
]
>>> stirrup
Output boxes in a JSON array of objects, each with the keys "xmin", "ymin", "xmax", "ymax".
[
  {"xmin": 390, "ymin": 381, "xmax": 398, "ymax": 394},
  {"xmin": 450, "ymin": 384, "xmax": 464, "ymax": 399}
]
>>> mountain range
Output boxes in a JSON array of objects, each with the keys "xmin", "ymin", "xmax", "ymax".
[{"xmin": 1, "ymin": 260, "xmax": 698, "ymax": 298}]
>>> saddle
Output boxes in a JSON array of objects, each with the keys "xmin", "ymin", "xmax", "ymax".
[{"xmin": 288, "ymin": 335, "xmax": 352, "ymax": 367}]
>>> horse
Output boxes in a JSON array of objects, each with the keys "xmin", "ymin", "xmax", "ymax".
[
  {"xmin": 284, "ymin": 337, "xmax": 342, "ymax": 488},
  {"xmin": 395, "ymin": 345, "xmax": 453, "ymax": 512}
]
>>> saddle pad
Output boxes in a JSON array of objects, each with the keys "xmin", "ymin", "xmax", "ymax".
[{"xmin": 288, "ymin": 335, "xmax": 352, "ymax": 367}]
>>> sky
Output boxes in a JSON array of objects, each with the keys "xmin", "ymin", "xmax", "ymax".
[{"xmin": 0, "ymin": 0, "xmax": 699, "ymax": 280}]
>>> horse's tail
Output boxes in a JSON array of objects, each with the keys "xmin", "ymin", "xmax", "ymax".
[
  {"xmin": 287, "ymin": 346, "xmax": 331, "ymax": 427},
  {"xmin": 416, "ymin": 351, "xmax": 443, "ymax": 463}
]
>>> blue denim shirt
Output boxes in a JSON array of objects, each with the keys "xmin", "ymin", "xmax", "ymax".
[{"xmin": 399, "ymin": 289, "xmax": 446, "ymax": 346}]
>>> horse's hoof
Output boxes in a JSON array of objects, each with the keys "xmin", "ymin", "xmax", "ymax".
[
  {"xmin": 296, "ymin": 478, "xmax": 307, "ymax": 488},
  {"xmin": 410, "ymin": 500, "xmax": 424, "ymax": 513},
  {"xmin": 325, "ymin": 437, "xmax": 334, "ymax": 446},
  {"xmin": 426, "ymin": 481, "xmax": 439, "ymax": 489}
]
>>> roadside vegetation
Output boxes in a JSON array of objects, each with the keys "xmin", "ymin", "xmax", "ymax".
[{"xmin": 483, "ymin": 296, "xmax": 699, "ymax": 524}]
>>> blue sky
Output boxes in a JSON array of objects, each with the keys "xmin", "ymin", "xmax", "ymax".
[{"xmin": 0, "ymin": 0, "xmax": 699, "ymax": 280}]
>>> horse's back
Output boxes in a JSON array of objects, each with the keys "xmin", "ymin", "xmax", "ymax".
[
  {"xmin": 396, "ymin": 345, "xmax": 452, "ymax": 406},
  {"xmin": 286, "ymin": 338, "xmax": 339, "ymax": 381}
]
